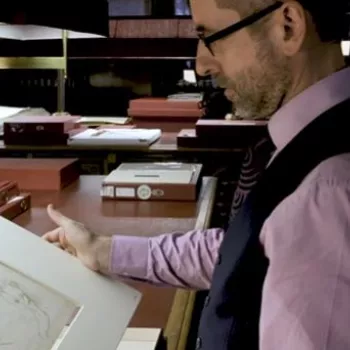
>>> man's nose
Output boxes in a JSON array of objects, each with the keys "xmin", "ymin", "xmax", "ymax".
[{"xmin": 195, "ymin": 41, "xmax": 220, "ymax": 77}]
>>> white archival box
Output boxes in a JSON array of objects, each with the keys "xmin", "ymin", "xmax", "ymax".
[
  {"xmin": 68, "ymin": 128, "xmax": 161, "ymax": 146},
  {"xmin": 116, "ymin": 328, "xmax": 162, "ymax": 350},
  {"xmin": 0, "ymin": 216, "xmax": 142, "ymax": 350},
  {"xmin": 104, "ymin": 162, "xmax": 196, "ymax": 184}
]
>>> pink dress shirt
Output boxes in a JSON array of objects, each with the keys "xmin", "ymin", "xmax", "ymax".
[{"xmin": 111, "ymin": 66, "xmax": 350, "ymax": 349}]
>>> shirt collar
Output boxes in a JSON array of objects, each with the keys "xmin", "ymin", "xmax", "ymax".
[{"xmin": 268, "ymin": 66, "xmax": 350, "ymax": 152}]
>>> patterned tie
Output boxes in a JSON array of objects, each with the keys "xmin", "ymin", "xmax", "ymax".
[{"xmin": 228, "ymin": 135, "xmax": 276, "ymax": 223}]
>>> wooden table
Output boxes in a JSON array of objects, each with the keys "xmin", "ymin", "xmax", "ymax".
[
  {"xmin": 13, "ymin": 175, "xmax": 217, "ymax": 350},
  {"xmin": 0, "ymin": 133, "xmax": 242, "ymax": 176}
]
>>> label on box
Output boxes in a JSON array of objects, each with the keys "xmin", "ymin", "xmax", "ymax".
[
  {"xmin": 116, "ymin": 188, "xmax": 135, "ymax": 198},
  {"xmin": 101, "ymin": 186, "xmax": 115, "ymax": 198},
  {"xmin": 137, "ymin": 185, "xmax": 152, "ymax": 200}
]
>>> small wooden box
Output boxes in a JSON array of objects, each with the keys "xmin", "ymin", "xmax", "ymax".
[
  {"xmin": 4, "ymin": 115, "xmax": 79, "ymax": 134},
  {"xmin": 101, "ymin": 162, "xmax": 203, "ymax": 201},
  {"xmin": 128, "ymin": 98, "xmax": 203, "ymax": 132},
  {"xmin": 0, "ymin": 180, "xmax": 20, "ymax": 206},
  {"xmin": 0, "ymin": 158, "xmax": 80, "ymax": 190},
  {"xmin": 0, "ymin": 192, "xmax": 31, "ymax": 220}
]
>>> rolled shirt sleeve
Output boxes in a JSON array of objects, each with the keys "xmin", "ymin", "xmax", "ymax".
[{"xmin": 109, "ymin": 228, "xmax": 224, "ymax": 290}]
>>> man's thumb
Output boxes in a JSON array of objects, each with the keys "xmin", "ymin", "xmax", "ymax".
[{"xmin": 47, "ymin": 204, "xmax": 70, "ymax": 227}]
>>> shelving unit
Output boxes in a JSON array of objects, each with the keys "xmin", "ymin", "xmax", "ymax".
[
  {"xmin": 0, "ymin": 6, "xmax": 199, "ymax": 114},
  {"xmin": 0, "ymin": 30, "xmax": 68, "ymax": 112}
]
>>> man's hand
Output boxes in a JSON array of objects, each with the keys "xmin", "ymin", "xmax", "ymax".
[{"xmin": 43, "ymin": 204, "xmax": 111, "ymax": 274}]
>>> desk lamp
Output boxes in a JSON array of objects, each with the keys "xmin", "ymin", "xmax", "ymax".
[{"xmin": 0, "ymin": 0, "xmax": 109, "ymax": 112}]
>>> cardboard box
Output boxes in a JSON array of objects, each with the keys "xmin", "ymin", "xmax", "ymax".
[
  {"xmin": 101, "ymin": 162, "xmax": 202, "ymax": 201},
  {"xmin": 0, "ymin": 158, "xmax": 80, "ymax": 190}
]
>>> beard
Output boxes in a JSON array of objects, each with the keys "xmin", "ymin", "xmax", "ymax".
[{"xmin": 221, "ymin": 39, "xmax": 292, "ymax": 120}]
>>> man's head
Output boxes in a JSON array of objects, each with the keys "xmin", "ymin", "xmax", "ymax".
[{"xmin": 191, "ymin": 0, "xmax": 347, "ymax": 120}]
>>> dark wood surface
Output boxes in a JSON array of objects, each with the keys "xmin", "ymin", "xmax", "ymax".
[{"xmin": 13, "ymin": 175, "xmax": 217, "ymax": 349}]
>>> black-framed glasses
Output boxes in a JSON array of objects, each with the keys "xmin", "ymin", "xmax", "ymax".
[{"xmin": 199, "ymin": 1, "xmax": 283, "ymax": 54}]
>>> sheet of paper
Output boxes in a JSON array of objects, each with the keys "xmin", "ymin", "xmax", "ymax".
[
  {"xmin": 77, "ymin": 117, "xmax": 130, "ymax": 125},
  {"xmin": 0, "ymin": 263, "xmax": 78, "ymax": 350},
  {"xmin": 0, "ymin": 106, "xmax": 27, "ymax": 120},
  {"xmin": 68, "ymin": 128, "xmax": 161, "ymax": 146}
]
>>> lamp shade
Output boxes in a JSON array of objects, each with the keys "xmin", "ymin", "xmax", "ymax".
[{"xmin": 0, "ymin": 0, "xmax": 109, "ymax": 40}]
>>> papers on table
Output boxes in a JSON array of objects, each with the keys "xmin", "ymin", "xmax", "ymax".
[
  {"xmin": 77, "ymin": 117, "xmax": 130, "ymax": 126},
  {"xmin": 68, "ymin": 128, "xmax": 161, "ymax": 146},
  {"xmin": 167, "ymin": 92, "xmax": 203, "ymax": 101}
]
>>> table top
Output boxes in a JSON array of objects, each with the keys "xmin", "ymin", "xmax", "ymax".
[
  {"xmin": 14, "ymin": 175, "xmax": 217, "ymax": 350},
  {"xmin": 15, "ymin": 175, "xmax": 200, "ymax": 237},
  {"xmin": 0, "ymin": 133, "xmax": 237, "ymax": 153}
]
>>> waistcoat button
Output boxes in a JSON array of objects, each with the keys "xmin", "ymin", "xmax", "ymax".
[{"xmin": 195, "ymin": 337, "xmax": 202, "ymax": 349}]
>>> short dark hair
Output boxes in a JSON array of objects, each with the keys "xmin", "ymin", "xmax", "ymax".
[{"xmin": 215, "ymin": 0, "xmax": 349, "ymax": 42}]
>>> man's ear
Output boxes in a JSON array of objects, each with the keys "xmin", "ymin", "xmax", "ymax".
[{"xmin": 274, "ymin": 1, "xmax": 307, "ymax": 56}]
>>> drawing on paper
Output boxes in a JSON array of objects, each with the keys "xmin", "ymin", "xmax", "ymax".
[{"xmin": 0, "ymin": 262, "xmax": 79, "ymax": 349}]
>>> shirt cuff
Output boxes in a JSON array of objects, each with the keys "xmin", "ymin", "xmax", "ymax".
[{"xmin": 109, "ymin": 235, "xmax": 149, "ymax": 279}]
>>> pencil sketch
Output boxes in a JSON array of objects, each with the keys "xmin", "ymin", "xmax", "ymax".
[{"xmin": 0, "ymin": 262, "xmax": 79, "ymax": 349}]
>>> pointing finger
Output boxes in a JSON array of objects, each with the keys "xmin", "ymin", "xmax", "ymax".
[{"xmin": 47, "ymin": 204, "xmax": 72, "ymax": 228}]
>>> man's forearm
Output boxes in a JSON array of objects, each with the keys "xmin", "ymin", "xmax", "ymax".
[{"xmin": 108, "ymin": 228, "xmax": 225, "ymax": 290}]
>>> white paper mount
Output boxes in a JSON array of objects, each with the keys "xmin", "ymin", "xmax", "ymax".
[
  {"xmin": 0, "ymin": 216, "xmax": 141, "ymax": 350},
  {"xmin": 68, "ymin": 128, "xmax": 161, "ymax": 146}
]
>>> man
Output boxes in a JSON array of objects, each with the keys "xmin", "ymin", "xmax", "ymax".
[{"xmin": 44, "ymin": 0, "xmax": 350, "ymax": 349}]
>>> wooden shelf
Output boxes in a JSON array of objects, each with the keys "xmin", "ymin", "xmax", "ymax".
[{"xmin": 0, "ymin": 38, "xmax": 197, "ymax": 60}]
